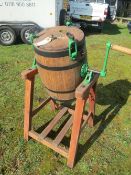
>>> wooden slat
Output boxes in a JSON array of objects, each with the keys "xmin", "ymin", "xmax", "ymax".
[
  {"xmin": 21, "ymin": 69, "xmax": 38, "ymax": 80},
  {"xmin": 53, "ymin": 116, "xmax": 73, "ymax": 146},
  {"xmin": 24, "ymin": 78, "xmax": 34, "ymax": 141},
  {"xmin": 68, "ymin": 108, "xmax": 89, "ymax": 121},
  {"xmin": 32, "ymin": 97, "xmax": 51, "ymax": 116},
  {"xmin": 40, "ymin": 107, "xmax": 68, "ymax": 138},
  {"xmin": 29, "ymin": 130, "xmax": 68, "ymax": 158}
]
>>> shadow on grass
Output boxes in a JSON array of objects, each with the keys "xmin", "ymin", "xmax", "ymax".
[
  {"xmin": 32, "ymin": 79, "xmax": 130, "ymax": 166},
  {"xmin": 83, "ymin": 22, "xmax": 124, "ymax": 36},
  {"xmin": 76, "ymin": 79, "xmax": 131, "ymax": 164}
]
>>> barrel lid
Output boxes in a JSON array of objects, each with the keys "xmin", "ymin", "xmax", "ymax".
[{"xmin": 33, "ymin": 26, "xmax": 85, "ymax": 54}]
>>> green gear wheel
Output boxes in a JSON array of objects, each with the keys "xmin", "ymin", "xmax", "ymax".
[{"xmin": 81, "ymin": 64, "xmax": 89, "ymax": 78}]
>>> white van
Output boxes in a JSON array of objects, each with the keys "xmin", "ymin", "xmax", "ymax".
[
  {"xmin": 0, "ymin": 0, "xmax": 66, "ymax": 45},
  {"xmin": 67, "ymin": 0, "xmax": 109, "ymax": 31},
  {"xmin": 106, "ymin": 0, "xmax": 118, "ymax": 20}
]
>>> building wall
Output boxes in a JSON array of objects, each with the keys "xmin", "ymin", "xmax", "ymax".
[
  {"xmin": 127, "ymin": 2, "xmax": 131, "ymax": 17},
  {"xmin": 117, "ymin": 0, "xmax": 131, "ymax": 17}
]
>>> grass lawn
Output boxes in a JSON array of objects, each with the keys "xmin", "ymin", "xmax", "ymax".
[{"xmin": 0, "ymin": 22, "xmax": 131, "ymax": 175}]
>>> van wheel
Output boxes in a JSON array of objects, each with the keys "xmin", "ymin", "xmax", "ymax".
[
  {"xmin": 97, "ymin": 23, "xmax": 103, "ymax": 33},
  {"xmin": 0, "ymin": 26, "xmax": 16, "ymax": 46},
  {"xmin": 21, "ymin": 26, "xmax": 33, "ymax": 44},
  {"xmin": 59, "ymin": 9, "xmax": 67, "ymax": 25},
  {"xmin": 97, "ymin": 28, "xmax": 102, "ymax": 33}
]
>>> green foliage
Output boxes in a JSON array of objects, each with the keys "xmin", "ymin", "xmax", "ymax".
[{"xmin": 0, "ymin": 22, "xmax": 131, "ymax": 175}]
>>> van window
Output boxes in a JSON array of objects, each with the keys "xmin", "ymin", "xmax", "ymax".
[
  {"xmin": 105, "ymin": 0, "xmax": 110, "ymax": 3},
  {"xmin": 97, "ymin": 0, "xmax": 105, "ymax": 3},
  {"xmin": 90, "ymin": 0, "xmax": 97, "ymax": 2},
  {"xmin": 105, "ymin": 0, "xmax": 116, "ymax": 6},
  {"xmin": 110, "ymin": 0, "xmax": 116, "ymax": 6},
  {"xmin": 69, "ymin": 0, "xmax": 97, "ymax": 2},
  {"xmin": 78, "ymin": 0, "xmax": 96, "ymax": 2}
]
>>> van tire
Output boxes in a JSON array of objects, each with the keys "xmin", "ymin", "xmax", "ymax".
[
  {"xmin": 59, "ymin": 9, "xmax": 67, "ymax": 25},
  {"xmin": 20, "ymin": 26, "xmax": 32, "ymax": 44},
  {"xmin": 98, "ymin": 22, "xmax": 103, "ymax": 33},
  {"xmin": 97, "ymin": 28, "xmax": 102, "ymax": 33},
  {"xmin": 0, "ymin": 26, "xmax": 16, "ymax": 46}
]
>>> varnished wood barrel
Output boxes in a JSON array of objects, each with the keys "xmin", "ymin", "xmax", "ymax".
[{"xmin": 34, "ymin": 26, "xmax": 86, "ymax": 102}]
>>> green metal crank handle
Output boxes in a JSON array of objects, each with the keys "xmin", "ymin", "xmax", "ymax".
[{"xmin": 100, "ymin": 41, "xmax": 111, "ymax": 77}]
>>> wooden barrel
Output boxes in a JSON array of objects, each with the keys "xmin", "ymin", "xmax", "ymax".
[{"xmin": 34, "ymin": 26, "xmax": 86, "ymax": 102}]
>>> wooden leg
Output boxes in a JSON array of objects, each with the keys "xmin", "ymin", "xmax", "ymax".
[
  {"xmin": 67, "ymin": 98, "xmax": 85, "ymax": 168},
  {"xmin": 88, "ymin": 83, "xmax": 97, "ymax": 127},
  {"xmin": 24, "ymin": 78, "xmax": 35, "ymax": 141}
]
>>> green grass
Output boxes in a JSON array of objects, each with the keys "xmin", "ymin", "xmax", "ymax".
[{"xmin": 0, "ymin": 22, "xmax": 131, "ymax": 175}]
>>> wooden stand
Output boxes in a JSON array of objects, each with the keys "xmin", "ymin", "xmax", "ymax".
[{"xmin": 21, "ymin": 68, "xmax": 99, "ymax": 168}]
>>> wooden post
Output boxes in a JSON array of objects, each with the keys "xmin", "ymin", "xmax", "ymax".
[
  {"xmin": 24, "ymin": 77, "xmax": 35, "ymax": 141},
  {"xmin": 22, "ymin": 69, "xmax": 38, "ymax": 141},
  {"xmin": 67, "ymin": 98, "xmax": 85, "ymax": 168}
]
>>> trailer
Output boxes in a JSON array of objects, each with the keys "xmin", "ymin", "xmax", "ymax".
[{"xmin": 0, "ymin": 0, "xmax": 66, "ymax": 45}]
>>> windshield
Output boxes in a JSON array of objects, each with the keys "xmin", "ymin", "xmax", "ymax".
[
  {"xmin": 69, "ymin": 0, "xmax": 106, "ymax": 3},
  {"xmin": 69, "ymin": 0, "xmax": 96, "ymax": 2},
  {"xmin": 69, "ymin": 0, "xmax": 117, "ymax": 5},
  {"xmin": 105, "ymin": 0, "xmax": 117, "ymax": 5},
  {"xmin": 97, "ymin": 0, "xmax": 105, "ymax": 3}
]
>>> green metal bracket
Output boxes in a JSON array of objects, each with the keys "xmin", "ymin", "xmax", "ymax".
[
  {"xmin": 66, "ymin": 20, "xmax": 73, "ymax": 26},
  {"xmin": 83, "ymin": 71, "xmax": 93, "ymax": 86},
  {"xmin": 29, "ymin": 33, "xmax": 38, "ymax": 69},
  {"xmin": 29, "ymin": 33, "xmax": 38, "ymax": 48},
  {"xmin": 32, "ymin": 58, "xmax": 37, "ymax": 69},
  {"xmin": 65, "ymin": 15, "xmax": 73, "ymax": 26},
  {"xmin": 67, "ymin": 32, "xmax": 78, "ymax": 61},
  {"xmin": 100, "ymin": 41, "xmax": 111, "ymax": 77},
  {"xmin": 81, "ymin": 64, "xmax": 89, "ymax": 78},
  {"xmin": 81, "ymin": 64, "xmax": 93, "ymax": 85}
]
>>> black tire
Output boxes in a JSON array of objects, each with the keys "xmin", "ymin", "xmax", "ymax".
[
  {"xmin": 20, "ymin": 26, "xmax": 33, "ymax": 44},
  {"xmin": 21, "ymin": 26, "xmax": 41, "ymax": 44},
  {"xmin": 97, "ymin": 22, "xmax": 103, "ymax": 33},
  {"xmin": 97, "ymin": 28, "xmax": 102, "ymax": 33},
  {"xmin": 59, "ymin": 9, "xmax": 67, "ymax": 26},
  {"xmin": 0, "ymin": 26, "xmax": 16, "ymax": 46}
]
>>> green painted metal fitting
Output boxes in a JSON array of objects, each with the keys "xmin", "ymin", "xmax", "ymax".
[
  {"xmin": 65, "ymin": 15, "xmax": 73, "ymax": 26},
  {"xmin": 81, "ymin": 64, "xmax": 89, "ymax": 78},
  {"xmin": 29, "ymin": 33, "xmax": 38, "ymax": 69},
  {"xmin": 100, "ymin": 70, "xmax": 106, "ymax": 77},
  {"xmin": 68, "ymin": 39, "xmax": 77, "ymax": 61},
  {"xmin": 83, "ymin": 71, "xmax": 93, "ymax": 86},
  {"xmin": 100, "ymin": 41, "xmax": 111, "ymax": 77},
  {"xmin": 66, "ymin": 21, "xmax": 73, "ymax": 26},
  {"xmin": 29, "ymin": 33, "xmax": 38, "ymax": 44},
  {"xmin": 67, "ymin": 33, "xmax": 78, "ymax": 61},
  {"xmin": 32, "ymin": 58, "xmax": 37, "ymax": 69}
]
